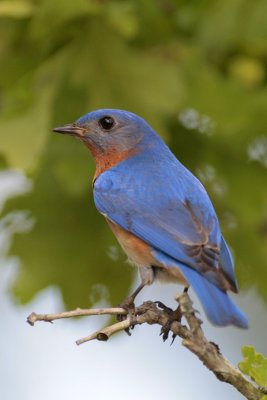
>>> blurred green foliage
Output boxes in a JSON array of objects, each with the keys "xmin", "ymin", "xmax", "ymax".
[
  {"xmin": 0, "ymin": 0, "xmax": 267, "ymax": 308},
  {"xmin": 239, "ymin": 346, "xmax": 267, "ymax": 392}
]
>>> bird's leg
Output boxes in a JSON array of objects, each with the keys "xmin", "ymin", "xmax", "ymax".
[
  {"xmin": 119, "ymin": 282, "xmax": 146, "ymax": 311},
  {"xmin": 117, "ymin": 282, "xmax": 146, "ymax": 335}
]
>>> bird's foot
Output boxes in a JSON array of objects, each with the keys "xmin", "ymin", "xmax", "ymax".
[
  {"xmin": 155, "ymin": 301, "xmax": 182, "ymax": 344},
  {"xmin": 117, "ymin": 283, "xmax": 146, "ymax": 335},
  {"xmin": 117, "ymin": 296, "xmax": 137, "ymax": 336}
]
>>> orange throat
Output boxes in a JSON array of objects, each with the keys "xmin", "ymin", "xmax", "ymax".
[{"xmin": 85, "ymin": 142, "xmax": 138, "ymax": 180}]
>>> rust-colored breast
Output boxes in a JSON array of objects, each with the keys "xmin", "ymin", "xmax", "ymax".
[
  {"xmin": 106, "ymin": 219, "xmax": 188, "ymax": 286},
  {"xmin": 106, "ymin": 219, "xmax": 155, "ymax": 266}
]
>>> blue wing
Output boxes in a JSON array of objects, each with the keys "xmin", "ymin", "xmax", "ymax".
[{"xmin": 94, "ymin": 148, "xmax": 236, "ymax": 291}]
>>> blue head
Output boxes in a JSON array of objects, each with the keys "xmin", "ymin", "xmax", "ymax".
[{"xmin": 53, "ymin": 109, "xmax": 160, "ymax": 157}]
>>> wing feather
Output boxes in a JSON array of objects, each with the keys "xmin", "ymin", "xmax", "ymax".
[{"xmin": 93, "ymin": 151, "xmax": 233, "ymax": 291}]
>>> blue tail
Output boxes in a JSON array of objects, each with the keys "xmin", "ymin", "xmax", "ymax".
[{"xmin": 153, "ymin": 250, "xmax": 248, "ymax": 328}]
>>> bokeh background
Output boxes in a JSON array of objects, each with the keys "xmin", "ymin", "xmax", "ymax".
[{"xmin": 0, "ymin": 1, "xmax": 267, "ymax": 399}]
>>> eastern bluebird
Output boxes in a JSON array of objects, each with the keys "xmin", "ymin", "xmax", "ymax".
[{"xmin": 53, "ymin": 109, "xmax": 248, "ymax": 328}]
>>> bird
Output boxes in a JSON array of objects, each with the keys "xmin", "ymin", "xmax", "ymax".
[{"xmin": 53, "ymin": 109, "xmax": 248, "ymax": 328}]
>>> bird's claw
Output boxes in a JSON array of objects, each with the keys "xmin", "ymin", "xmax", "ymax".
[
  {"xmin": 155, "ymin": 301, "xmax": 182, "ymax": 344},
  {"xmin": 160, "ymin": 327, "xmax": 177, "ymax": 344},
  {"xmin": 154, "ymin": 301, "xmax": 173, "ymax": 314}
]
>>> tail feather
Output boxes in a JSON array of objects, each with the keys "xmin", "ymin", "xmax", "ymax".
[
  {"xmin": 178, "ymin": 262, "xmax": 248, "ymax": 328},
  {"xmin": 153, "ymin": 249, "xmax": 248, "ymax": 328}
]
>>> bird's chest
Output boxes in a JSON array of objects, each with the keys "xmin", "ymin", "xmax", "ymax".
[{"xmin": 106, "ymin": 219, "xmax": 155, "ymax": 267}]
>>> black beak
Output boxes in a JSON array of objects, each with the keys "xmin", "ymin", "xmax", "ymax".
[{"xmin": 53, "ymin": 124, "xmax": 85, "ymax": 137}]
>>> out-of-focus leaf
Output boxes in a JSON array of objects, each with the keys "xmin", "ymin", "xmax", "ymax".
[
  {"xmin": 0, "ymin": 89, "xmax": 52, "ymax": 172},
  {"xmin": 0, "ymin": 47, "xmax": 70, "ymax": 172},
  {"xmin": 0, "ymin": 1, "xmax": 34, "ymax": 19},
  {"xmin": 29, "ymin": 0, "xmax": 100, "ymax": 40},
  {"xmin": 105, "ymin": 1, "xmax": 139, "ymax": 38},
  {"xmin": 228, "ymin": 56, "xmax": 265, "ymax": 88}
]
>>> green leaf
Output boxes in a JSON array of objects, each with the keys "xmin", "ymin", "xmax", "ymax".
[
  {"xmin": 105, "ymin": 1, "xmax": 139, "ymax": 38},
  {"xmin": 29, "ymin": 0, "xmax": 100, "ymax": 41},
  {"xmin": 0, "ymin": 1, "xmax": 34, "ymax": 19},
  {"xmin": 0, "ymin": 89, "xmax": 52, "ymax": 172},
  {"xmin": 239, "ymin": 346, "xmax": 267, "ymax": 387}
]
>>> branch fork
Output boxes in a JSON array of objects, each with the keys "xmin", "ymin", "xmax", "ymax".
[{"xmin": 27, "ymin": 292, "xmax": 264, "ymax": 400}]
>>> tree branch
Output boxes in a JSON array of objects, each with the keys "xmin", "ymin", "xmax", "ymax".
[{"xmin": 27, "ymin": 292, "xmax": 264, "ymax": 400}]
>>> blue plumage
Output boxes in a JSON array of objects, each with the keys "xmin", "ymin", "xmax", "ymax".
[
  {"xmin": 152, "ymin": 250, "xmax": 248, "ymax": 328},
  {"xmin": 54, "ymin": 108, "xmax": 248, "ymax": 328}
]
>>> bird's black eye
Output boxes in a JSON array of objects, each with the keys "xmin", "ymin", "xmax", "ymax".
[{"xmin": 99, "ymin": 116, "xmax": 115, "ymax": 131}]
